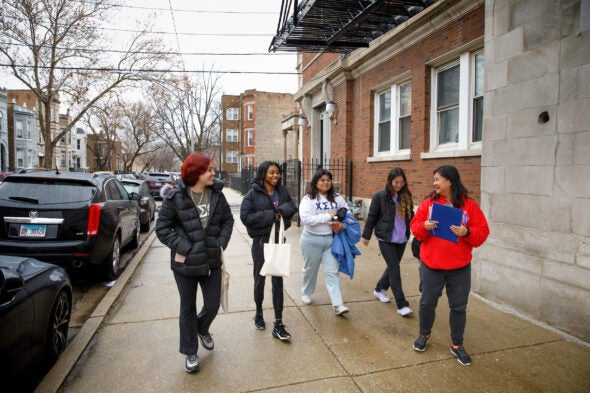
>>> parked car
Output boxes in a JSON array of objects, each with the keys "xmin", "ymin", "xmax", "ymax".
[
  {"xmin": 0, "ymin": 255, "xmax": 72, "ymax": 384},
  {"xmin": 119, "ymin": 178, "xmax": 156, "ymax": 232},
  {"xmin": 0, "ymin": 171, "xmax": 141, "ymax": 280},
  {"xmin": 144, "ymin": 172, "xmax": 175, "ymax": 199}
]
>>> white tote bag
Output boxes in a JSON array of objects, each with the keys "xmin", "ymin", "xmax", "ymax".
[{"xmin": 260, "ymin": 219, "xmax": 291, "ymax": 277}]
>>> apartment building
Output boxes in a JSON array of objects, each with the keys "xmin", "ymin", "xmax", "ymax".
[
  {"xmin": 271, "ymin": 0, "xmax": 590, "ymax": 341},
  {"xmin": 221, "ymin": 90, "xmax": 296, "ymax": 174}
]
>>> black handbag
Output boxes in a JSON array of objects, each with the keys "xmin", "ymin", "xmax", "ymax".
[{"xmin": 411, "ymin": 237, "xmax": 422, "ymax": 259}]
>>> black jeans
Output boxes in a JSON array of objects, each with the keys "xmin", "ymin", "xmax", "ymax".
[
  {"xmin": 418, "ymin": 262, "xmax": 471, "ymax": 346},
  {"xmin": 173, "ymin": 267, "xmax": 221, "ymax": 355},
  {"xmin": 252, "ymin": 235, "xmax": 284, "ymax": 320},
  {"xmin": 375, "ymin": 241, "xmax": 409, "ymax": 309}
]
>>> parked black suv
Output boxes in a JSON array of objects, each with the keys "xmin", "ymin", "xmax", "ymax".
[{"xmin": 0, "ymin": 171, "xmax": 141, "ymax": 279}]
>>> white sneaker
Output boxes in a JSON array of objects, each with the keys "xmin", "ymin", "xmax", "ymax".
[
  {"xmin": 334, "ymin": 305, "xmax": 349, "ymax": 316},
  {"xmin": 397, "ymin": 306, "xmax": 413, "ymax": 316},
  {"xmin": 301, "ymin": 295, "xmax": 312, "ymax": 305},
  {"xmin": 373, "ymin": 289, "xmax": 391, "ymax": 303}
]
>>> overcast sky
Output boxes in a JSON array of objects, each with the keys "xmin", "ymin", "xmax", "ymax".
[{"xmin": 1, "ymin": 0, "xmax": 299, "ymax": 95}]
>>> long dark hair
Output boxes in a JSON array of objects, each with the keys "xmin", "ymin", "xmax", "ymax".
[
  {"xmin": 305, "ymin": 169, "xmax": 336, "ymax": 202},
  {"xmin": 385, "ymin": 167, "xmax": 413, "ymax": 218},
  {"xmin": 429, "ymin": 165, "xmax": 469, "ymax": 208},
  {"xmin": 254, "ymin": 161, "xmax": 281, "ymax": 184}
]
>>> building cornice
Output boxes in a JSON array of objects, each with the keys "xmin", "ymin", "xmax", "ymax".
[{"xmin": 295, "ymin": 0, "xmax": 483, "ymax": 101}]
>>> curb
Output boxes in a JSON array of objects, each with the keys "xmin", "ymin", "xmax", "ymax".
[{"xmin": 34, "ymin": 230, "xmax": 158, "ymax": 393}]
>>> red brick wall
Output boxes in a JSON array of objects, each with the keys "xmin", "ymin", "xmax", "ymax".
[
  {"xmin": 301, "ymin": 5, "xmax": 484, "ymax": 205},
  {"xmin": 301, "ymin": 53, "xmax": 340, "ymax": 86}
]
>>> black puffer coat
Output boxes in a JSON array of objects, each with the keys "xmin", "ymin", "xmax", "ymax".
[
  {"xmin": 156, "ymin": 179, "xmax": 234, "ymax": 277},
  {"xmin": 362, "ymin": 188, "xmax": 413, "ymax": 242},
  {"xmin": 240, "ymin": 181, "xmax": 297, "ymax": 239}
]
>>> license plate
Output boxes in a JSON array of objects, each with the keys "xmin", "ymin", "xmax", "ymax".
[
  {"xmin": 155, "ymin": 182, "xmax": 161, "ymax": 186},
  {"xmin": 20, "ymin": 224, "xmax": 47, "ymax": 237}
]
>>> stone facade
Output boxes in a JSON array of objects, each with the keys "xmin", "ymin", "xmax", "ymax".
[{"xmin": 476, "ymin": 0, "xmax": 590, "ymax": 341}]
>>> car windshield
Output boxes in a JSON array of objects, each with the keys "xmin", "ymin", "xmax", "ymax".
[
  {"xmin": 122, "ymin": 183, "xmax": 140, "ymax": 194},
  {"xmin": 0, "ymin": 180, "xmax": 96, "ymax": 204}
]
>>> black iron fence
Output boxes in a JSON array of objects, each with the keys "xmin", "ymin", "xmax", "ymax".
[{"xmin": 231, "ymin": 158, "xmax": 353, "ymax": 226}]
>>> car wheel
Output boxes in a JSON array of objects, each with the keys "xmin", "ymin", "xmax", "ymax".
[
  {"xmin": 44, "ymin": 290, "xmax": 71, "ymax": 365},
  {"xmin": 130, "ymin": 220, "xmax": 141, "ymax": 247},
  {"xmin": 140, "ymin": 218, "xmax": 150, "ymax": 232},
  {"xmin": 104, "ymin": 235, "xmax": 121, "ymax": 280}
]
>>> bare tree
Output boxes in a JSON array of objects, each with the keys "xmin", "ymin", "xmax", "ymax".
[
  {"xmin": 0, "ymin": 0, "xmax": 169, "ymax": 168},
  {"xmin": 119, "ymin": 101, "xmax": 161, "ymax": 172},
  {"xmin": 151, "ymin": 69, "xmax": 223, "ymax": 162},
  {"xmin": 84, "ymin": 96, "xmax": 122, "ymax": 171}
]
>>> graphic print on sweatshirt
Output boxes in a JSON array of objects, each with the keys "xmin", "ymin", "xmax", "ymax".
[{"xmin": 315, "ymin": 200, "xmax": 339, "ymax": 212}]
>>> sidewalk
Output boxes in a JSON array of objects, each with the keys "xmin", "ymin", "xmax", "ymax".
[{"xmin": 38, "ymin": 187, "xmax": 590, "ymax": 392}]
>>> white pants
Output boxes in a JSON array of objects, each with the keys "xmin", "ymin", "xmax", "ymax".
[{"xmin": 300, "ymin": 230, "xmax": 344, "ymax": 307}]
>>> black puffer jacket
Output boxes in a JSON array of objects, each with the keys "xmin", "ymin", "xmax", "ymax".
[
  {"xmin": 156, "ymin": 179, "xmax": 234, "ymax": 277},
  {"xmin": 362, "ymin": 188, "xmax": 413, "ymax": 242},
  {"xmin": 240, "ymin": 181, "xmax": 297, "ymax": 239}
]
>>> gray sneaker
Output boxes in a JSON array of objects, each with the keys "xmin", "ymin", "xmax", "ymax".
[
  {"xmin": 185, "ymin": 354, "xmax": 199, "ymax": 373},
  {"xmin": 412, "ymin": 334, "xmax": 430, "ymax": 352},
  {"xmin": 450, "ymin": 346, "xmax": 472, "ymax": 366},
  {"xmin": 199, "ymin": 333, "xmax": 214, "ymax": 351}
]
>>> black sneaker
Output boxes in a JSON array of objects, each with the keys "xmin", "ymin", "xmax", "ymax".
[
  {"xmin": 198, "ymin": 333, "xmax": 214, "ymax": 351},
  {"xmin": 254, "ymin": 313, "xmax": 266, "ymax": 330},
  {"xmin": 412, "ymin": 334, "xmax": 430, "ymax": 352},
  {"xmin": 185, "ymin": 354, "xmax": 199, "ymax": 373},
  {"xmin": 450, "ymin": 346, "xmax": 472, "ymax": 366},
  {"xmin": 272, "ymin": 322, "xmax": 291, "ymax": 341}
]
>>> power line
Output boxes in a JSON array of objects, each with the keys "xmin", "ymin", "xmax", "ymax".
[
  {"xmin": 98, "ymin": 27, "xmax": 273, "ymax": 37},
  {"xmin": 1, "ymin": 42, "xmax": 291, "ymax": 56},
  {"xmin": 0, "ymin": 63, "xmax": 300, "ymax": 75},
  {"xmin": 168, "ymin": 0, "xmax": 185, "ymax": 71},
  {"xmin": 78, "ymin": 0, "xmax": 279, "ymax": 15}
]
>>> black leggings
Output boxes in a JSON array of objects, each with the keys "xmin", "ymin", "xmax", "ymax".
[
  {"xmin": 252, "ymin": 235, "xmax": 284, "ymax": 320},
  {"xmin": 173, "ymin": 268, "xmax": 221, "ymax": 355},
  {"xmin": 375, "ymin": 241, "xmax": 409, "ymax": 309},
  {"xmin": 418, "ymin": 262, "xmax": 471, "ymax": 346}
]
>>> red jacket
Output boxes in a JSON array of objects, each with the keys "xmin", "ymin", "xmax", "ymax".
[{"xmin": 410, "ymin": 196, "xmax": 489, "ymax": 270}]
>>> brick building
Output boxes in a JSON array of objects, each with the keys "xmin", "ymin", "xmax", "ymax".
[
  {"xmin": 288, "ymin": 0, "xmax": 484, "ymax": 208},
  {"xmin": 271, "ymin": 0, "xmax": 590, "ymax": 342},
  {"xmin": 221, "ymin": 90, "xmax": 296, "ymax": 174}
]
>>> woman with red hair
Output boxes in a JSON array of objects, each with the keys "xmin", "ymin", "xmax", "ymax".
[{"xmin": 156, "ymin": 153, "xmax": 234, "ymax": 373}]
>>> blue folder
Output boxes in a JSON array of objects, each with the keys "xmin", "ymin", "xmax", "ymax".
[{"xmin": 430, "ymin": 203, "xmax": 463, "ymax": 243}]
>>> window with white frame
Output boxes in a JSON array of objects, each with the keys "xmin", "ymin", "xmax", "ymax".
[
  {"xmin": 226, "ymin": 150, "xmax": 238, "ymax": 164},
  {"xmin": 26, "ymin": 121, "xmax": 31, "ymax": 139},
  {"xmin": 16, "ymin": 149, "xmax": 24, "ymax": 168},
  {"xmin": 226, "ymin": 129, "xmax": 238, "ymax": 142},
  {"xmin": 60, "ymin": 151, "xmax": 66, "ymax": 167},
  {"xmin": 226, "ymin": 108, "xmax": 238, "ymax": 121},
  {"xmin": 430, "ymin": 50, "xmax": 483, "ymax": 152},
  {"xmin": 374, "ymin": 81, "xmax": 412, "ymax": 155},
  {"xmin": 16, "ymin": 120, "xmax": 23, "ymax": 139},
  {"xmin": 247, "ymin": 156, "xmax": 253, "ymax": 167},
  {"xmin": 247, "ymin": 104, "xmax": 253, "ymax": 120},
  {"xmin": 246, "ymin": 129, "xmax": 253, "ymax": 146},
  {"xmin": 77, "ymin": 139, "xmax": 81, "ymax": 149},
  {"xmin": 472, "ymin": 52, "xmax": 484, "ymax": 142}
]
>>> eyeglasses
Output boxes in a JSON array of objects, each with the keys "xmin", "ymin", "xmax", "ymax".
[{"xmin": 393, "ymin": 181, "xmax": 406, "ymax": 186}]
